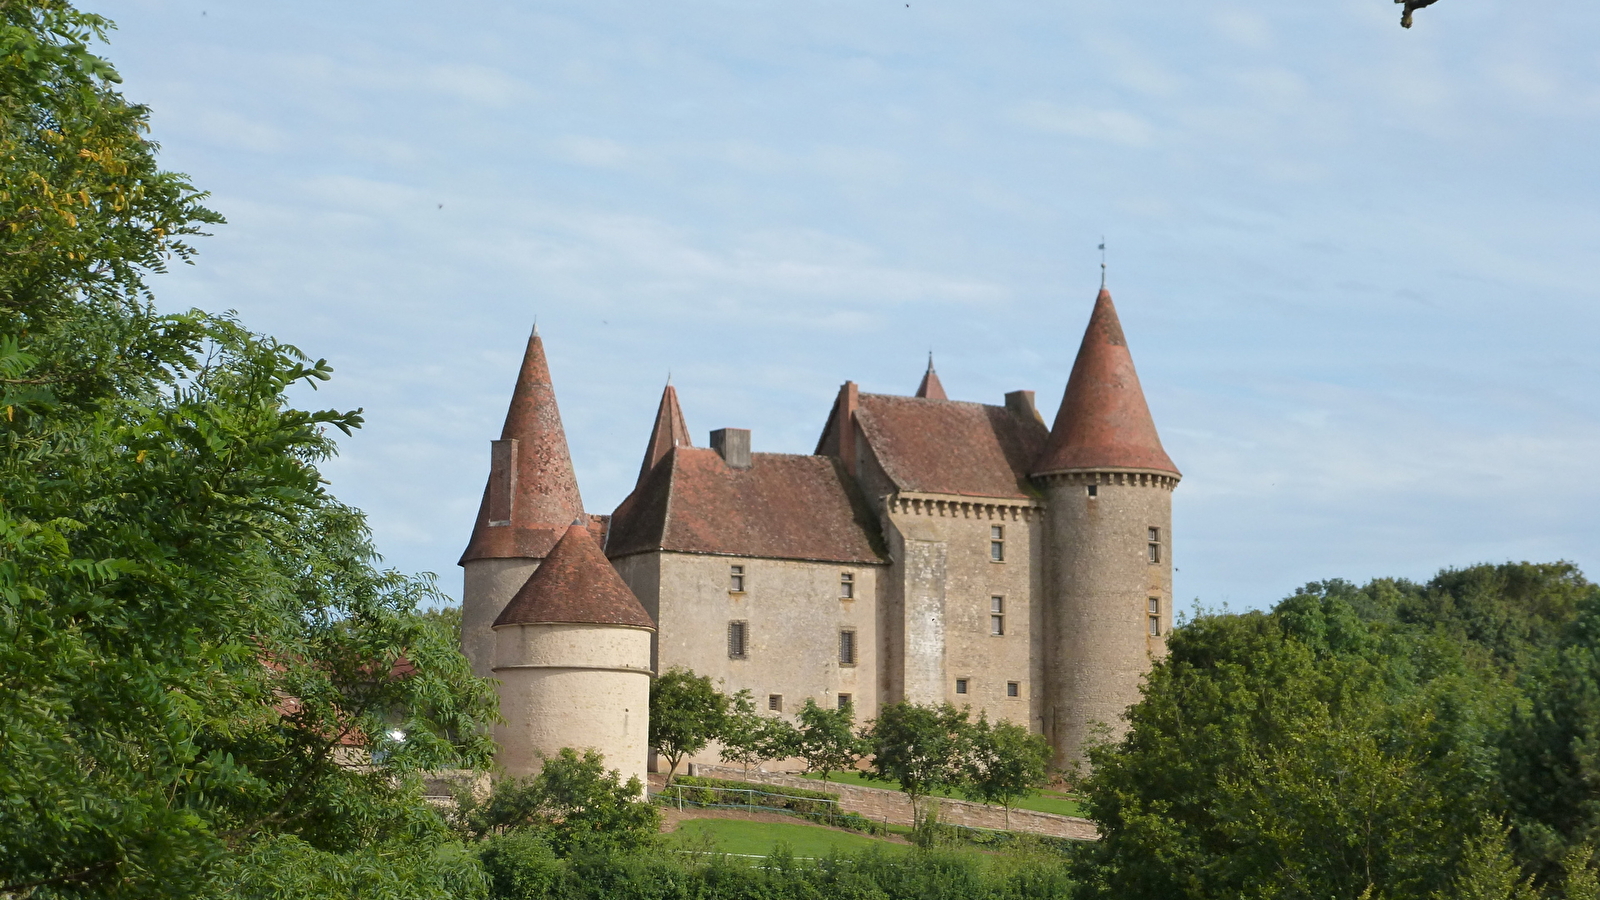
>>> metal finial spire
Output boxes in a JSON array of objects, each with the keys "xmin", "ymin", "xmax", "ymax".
[
  {"xmin": 531, "ymin": 317, "xmax": 539, "ymax": 337},
  {"xmin": 1099, "ymin": 237, "xmax": 1107, "ymax": 288}
]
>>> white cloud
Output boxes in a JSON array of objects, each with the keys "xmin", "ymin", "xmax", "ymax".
[{"xmin": 1008, "ymin": 101, "xmax": 1157, "ymax": 147}]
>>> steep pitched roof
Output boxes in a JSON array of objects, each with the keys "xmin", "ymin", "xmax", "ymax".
[
  {"xmin": 850, "ymin": 394, "xmax": 1048, "ymax": 500},
  {"xmin": 915, "ymin": 355, "xmax": 948, "ymax": 400},
  {"xmin": 607, "ymin": 448, "xmax": 885, "ymax": 564},
  {"xmin": 460, "ymin": 331, "xmax": 587, "ymax": 564},
  {"xmin": 495, "ymin": 523, "xmax": 655, "ymax": 629},
  {"xmin": 1033, "ymin": 288, "xmax": 1179, "ymax": 476},
  {"xmin": 637, "ymin": 382, "xmax": 692, "ymax": 485}
]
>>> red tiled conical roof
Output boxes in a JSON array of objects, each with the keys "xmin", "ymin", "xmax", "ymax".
[
  {"xmin": 638, "ymin": 382, "xmax": 692, "ymax": 485},
  {"xmin": 494, "ymin": 522, "xmax": 655, "ymax": 629},
  {"xmin": 915, "ymin": 355, "xmax": 948, "ymax": 400},
  {"xmin": 460, "ymin": 330, "xmax": 587, "ymax": 564},
  {"xmin": 1033, "ymin": 289, "xmax": 1179, "ymax": 477}
]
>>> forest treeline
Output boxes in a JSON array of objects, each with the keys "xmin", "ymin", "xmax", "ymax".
[{"xmin": 5, "ymin": 1, "xmax": 1599, "ymax": 898}]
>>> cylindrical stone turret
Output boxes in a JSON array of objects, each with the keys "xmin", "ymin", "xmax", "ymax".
[
  {"xmin": 459, "ymin": 328, "xmax": 587, "ymax": 680},
  {"xmin": 492, "ymin": 522, "xmax": 656, "ymax": 787},
  {"xmin": 1034, "ymin": 288, "xmax": 1180, "ymax": 768}
]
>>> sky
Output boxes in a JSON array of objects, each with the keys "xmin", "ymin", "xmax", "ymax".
[{"xmin": 93, "ymin": 0, "xmax": 1600, "ymax": 610}]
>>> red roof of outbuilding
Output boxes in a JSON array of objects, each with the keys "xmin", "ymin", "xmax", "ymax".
[
  {"xmin": 607, "ymin": 448, "xmax": 885, "ymax": 564},
  {"xmin": 460, "ymin": 331, "xmax": 587, "ymax": 564},
  {"xmin": 915, "ymin": 356, "xmax": 948, "ymax": 400},
  {"xmin": 638, "ymin": 383, "xmax": 692, "ymax": 485},
  {"xmin": 494, "ymin": 523, "xmax": 655, "ymax": 629},
  {"xmin": 1033, "ymin": 289, "xmax": 1179, "ymax": 477},
  {"xmin": 845, "ymin": 394, "xmax": 1048, "ymax": 500}
]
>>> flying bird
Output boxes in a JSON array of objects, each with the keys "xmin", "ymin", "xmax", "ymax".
[{"xmin": 1397, "ymin": 0, "xmax": 1440, "ymax": 29}]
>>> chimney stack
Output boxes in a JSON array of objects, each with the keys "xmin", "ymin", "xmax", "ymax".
[
  {"xmin": 1004, "ymin": 390, "xmax": 1044, "ymax": 427},
  {"xmin": 710, "ymin": 428, "xmax": 752, "ymax": 469}
]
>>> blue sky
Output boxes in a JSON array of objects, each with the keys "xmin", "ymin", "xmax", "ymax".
[{"xmin": 97, "ymin": 0, "xmax": 1600, "ymax": 610}]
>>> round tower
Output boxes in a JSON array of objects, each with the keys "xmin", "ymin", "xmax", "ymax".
[
  {"xmin": 459, "ymin": 328, "xmax": 586, "ymax": 680},
  {"xmin": 492, "ymin": 521, "xmax": 656, "ymax": 785},
  {"xmin": 1034, "ymin": 288, "xmax": 1180, "ymax": 768}
]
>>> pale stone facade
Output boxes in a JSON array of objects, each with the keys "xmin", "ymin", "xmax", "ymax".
[{"xmin": 461, "ymin": 288, "xmax": 1179, "ymax": 775}]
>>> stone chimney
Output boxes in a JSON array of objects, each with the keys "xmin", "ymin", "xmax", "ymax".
[
  {"xmin": 710, "ymin": 428, "xmax": 752, "ymax": 469},
  {"xmin": 1004, "ymin": 390, "xmax": 1044, "ymax": 427}
]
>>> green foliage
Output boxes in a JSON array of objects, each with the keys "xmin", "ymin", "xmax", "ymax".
[
  {"xmin": 453, "ymin": 748, "xmax": 658, "ymax": 857},
  {"xmin": 1074, "ymin": 563, "xmax": 1600, "ymax": 900},
  {"xmin": 864, "ymin": 701, "xmax": 974, "ymax": 829},
  {"xmin": 0, "ymin": 3, "xmax": 499, "ymax": 895},
  {"xmin": 793, "ymin": 697, "xmax": 866, "ymax": 781},
  {"xmin": 715, "ymin": 688, "xmax": 794, "ymax": 775},
  {"xmin": 477, "ymin": 831, "xmax": 561, "ymax": 900},
  {"xmin": 960, "ymin": 715, "xmax": 1051, "ymax": 828},
  {"xmin": 648, "ymin": 667, "xmax": 729, "ymax": 783}
]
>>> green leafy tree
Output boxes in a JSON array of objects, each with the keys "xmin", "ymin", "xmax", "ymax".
[
  {"xmin": 793, "ymin": 697, "xmax": 865, "ymax": 782},
  {"xmin": 648, "ymin": 667, "xmax": 729, "ymax": 784},
  {"xmin": 960, "ymin": 715, "xmax": 1050, "ymax": 829},
  {"xmin": 454, "ymin": 748, "xmax": 657, "ymax": 857},
  {"xmin": 718, "ymin": 689, "xmax": 798, "ymax": 776},
  {"xmin": 0, "ymin": 3, "xmax": 499, "ymax": 896},
  {"xmin": 864, "ymin": 702, "xmax": 973, "ymax": 829}
]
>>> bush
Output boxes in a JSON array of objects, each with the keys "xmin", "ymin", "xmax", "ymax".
[{"xmin": 455, "ymin": 748, "xmax": 659, "ymax": 856}]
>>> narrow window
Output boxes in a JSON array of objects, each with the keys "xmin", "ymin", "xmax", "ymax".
[
  {"xmin": 1149, "ymin": 597, "xmax": 1162, "ymax": 636},
  {"xmin": 730, "ymin": 565, "xmax": 745, "ymax": 592},
  {"xmin": 1147, "ymin": 527, "xmax": 1161, "ymax": 565},
  {"xmin": 1007, "ymin": 681, "xmax": 1020, "ymax": 698},
  {"xmin": 955, "ymin": 678, "xmax": 969, "ymax": 695},
  {"xmin": 840, "ymin": 572, "xmax": 855, "ymax": 599},
  {"xmin": 990, "ymin": 595, "xmax": 1005, "ymax": 636},
  {"xmin": 839, "ymin": 629, "xmax": 857, "ymax": 666},
  {"xmin": 990, "ymin": 525, "xmax": 1005, "ymax": 562},
  {"xmin": 837, "ymin": 693, "xmax": 852, "ymax": 710},
  {"xmin": 768, "ymin": 694, "xmax": 783, "ymax": 712},
  {"xmin": 727, "ymin": 621, "xmax": 748, "ymax": 658},
  {"xmin": 1086, "ymin": 483, "xmax": 1098, "ymax": 499}
]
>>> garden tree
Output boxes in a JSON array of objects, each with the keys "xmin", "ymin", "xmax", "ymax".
[
  {"xmin": 864, "ymin": 702, "xmax": 973, "ymax": 829},
  {"xmin": 718, "ymin": 689, "xmax": 801, "ymax": 776},
  {"xmin": 1072, "ymin": 582, "xmax": 1520, "ymax": 900},
  {"xmin": 452, "ymin": 748, "xmax": 658, "ymax": 858},
  {"xmin": 648, "ymin": 667, "xmax": 729, "ymax": 784},
  {"xmin": 0, "ymin": 3, "xmax": 499, "ymax": 897},
  {"xmin": 792, "ymin": 698, "xmax": 866, "ymax": 782},
  {"xmin": 960, "ymin": 715, "xmax": 1051, "ymax": 829}
]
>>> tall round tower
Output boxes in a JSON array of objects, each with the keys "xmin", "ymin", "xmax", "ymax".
[
  {"xmin": 1034, "ymin": 288, "xmax": 1180, "ymax": 768},
  {"xmin": 459, "ymin": 328, "xmax": 586, "ymax": 680},
  {"xmin": 492, "ymin": 521, "xmax": 656, "ymax": 785}
]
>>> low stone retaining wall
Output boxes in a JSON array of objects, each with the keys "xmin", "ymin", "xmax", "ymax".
[{"xmin": 653, "ymin": 766, "xmax": 1098, "ymax": 842}]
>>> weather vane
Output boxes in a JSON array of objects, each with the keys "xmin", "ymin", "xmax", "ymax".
[{"xmin": 1099, "ymin": 237, "xmax": 1107, "ymax": 288}]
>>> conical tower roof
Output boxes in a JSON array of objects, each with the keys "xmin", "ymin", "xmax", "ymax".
[
  {"xmin": 494, "ymin": 522, "xmax": 655, "ymax": 629},
  {"xmin": 915, "ymin": 354, "xmax": 948, "ymax": 400},
  {"xmin": 638, "ymin": 381, "xmax": 692, "ymax": 485},
  {"xmin": 1033, "ymin": 288, "xmax": 1179, "ymax": 477},
  {"xmin": 460, "ymin": 330, "xmax": 587, "ymax": 563}
]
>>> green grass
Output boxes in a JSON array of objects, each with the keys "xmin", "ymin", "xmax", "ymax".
[
  {"xmin": 799, "ymin": 771, "xmax": 1085, "ymax": 818},
  {"xmin": 667, "ymin": 817, "xmax": 906, "ymax": 858}
]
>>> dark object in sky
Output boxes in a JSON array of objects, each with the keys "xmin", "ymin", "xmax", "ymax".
[{"xmin": 1397, "ymin": 0, "xmax": 1440, "ymax": 29}]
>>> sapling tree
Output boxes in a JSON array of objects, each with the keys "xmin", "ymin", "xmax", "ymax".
[
  {"xmin": 864, "ymin": 702, "xmax": 973, "ymax": 829},
  {"xmin": 648, "ymin": 667, "xmax": 729, "ymax": 784},
  {"xmin": 961, "ymin": 715, "xmax": 1051, "ymax": 829},
  {"xmin": 793, "ymin": 698, "xmax": 866, "ymax": 782}
]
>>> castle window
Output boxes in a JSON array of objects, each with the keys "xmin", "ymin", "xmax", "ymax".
[
  {"xmin": 1147, "ymin": 528, "xmax": 1161, "ymax": 565},
  {"xmin": 990, "ymin": 596, "xmax": 1005, "ymax": 636},
  {"xmin": 955, "ymin": 678, "xmax": 969, "ymax": 695},
  {"xmin": 1086, "ymin": 483, "xmax": 1098, "ymax": 498},
  {"xmin": 837, "ymin": 693, "xmax": 852, "ymax": 710},
  {"xmin": 1007, "ymin": 681, "xmax": 1020, "ymax": 698},
  {"xmin": 840, "ymin": 572, "xmax": 855, "ymax": 599},
  {"xmin": 839, "ymin": 629, "xmax": 857, "ymax": 666},
  {"xmin": 728, "ymin": 621, "xmax": 748, "ymax": 658},
  {"xmin": 769, "ymin": 694, "xmax": 783, "ymax": 712},
  {"xmin": 990, "ymin": 526, "xmax": 1005, "ymax": 562},
  {"xmin": 730, "ymin": 565, "xmax": 746, "ymax": 592},
  {"xmin": 1149, "ymin": 597, "xmax": 1162, "ymax": 636}
]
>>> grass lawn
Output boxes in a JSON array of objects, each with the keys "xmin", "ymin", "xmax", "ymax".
[
  {"xmin": 667, "ymin": 817, "xmax": 906, "ymax": 858},
  {"xmin": 799, "ymin": 771, "xmax": 1085, "ymax": 818}
]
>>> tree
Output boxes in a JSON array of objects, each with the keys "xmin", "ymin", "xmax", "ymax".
[
  {"xmin": 792, "ymin": 698, "xmax": 865, "ymax": 782},
  {"xmin": 960, "ymin": 715, "xmax": 1050, "ymax": 829},
  {"xmin": 863, "ymin": 702, "xmax": 972, "ymax": 829},
  {"xmin": 648, "ymin": 667, "xmax": 728, "ymax": 784},
  {"xmin": 453, "ymin": 748, "xmax": 658, "ymax": 858},
  {"xmin": 718, "ymin": 690, "xmax": 800, "ymax": 776},
  {"xmin": 0, "ymin": 3, "xmax": 499, "ymax": 895}
]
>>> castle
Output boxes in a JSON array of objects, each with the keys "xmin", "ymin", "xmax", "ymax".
[{"xmin": 459, "ymin": 287, "xmax": 1179, "ymax": 784}]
